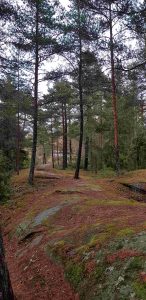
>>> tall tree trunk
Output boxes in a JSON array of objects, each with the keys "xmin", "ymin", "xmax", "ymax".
[
  {"xmin": 100, "ymin": 97, "xmax": 103, "ymax": 169},
  {"xmin": 69, "ymin": 139, "xmax": 72, "ymax": 163},
  {"xmin": 109, "ymin": 3, "xmax": 120, "ymax": 175},
  {"xmin": 42, "ymin": 144, "xmax": 46, "ymax": 164},
  {"xmin": 28, "ymin": 2, "xmax": 39, "ymax": 184},
  {"xmin": 62, "ymin": 102, "xmax": 65, "ymax": 169},
  {"xmin": 0, "ymin": 232, "xmax": 15, "ymax": 300},
  {"xmin": 68, "ymin": 116, "xmax": 72, "ymax": 163},
  {"xmin": 56, "ymin": 135, "xmax": 60, "ymax": 167},
  {"xmin": 95, "ymin": 146, "xmax": 98, "ymax": 173},
  {"xmin": 22, "ymin": 113, "xmax": 27, "ymax": 132},
  {"xmin": 140, "ymin": 99, "xmax": 144, "ymax": 122},
  {"xmin": 90, "ymin": 138, "xmax": 93, "ymax": 170},
  {"xmin": 136, "ymin": 145, "xmax": 140, "ymax": 169},
  {"xmin": 16, "ymin": 55, "xmax": 20, "ymax": 175},
  {"xmin": 62, "ymin": 102, "xmax": 67, "ymax": 169},
  {"xmin": 84, "ymin": 136, "xmax": 89, "ymax": 170},
  {"xmin": 51, "ymin": 118, "xmax": 54, "ymax": 168},
  {"xmin": 99, "ymin": 132, "xmax": 103, "ymax": 170},
  {"xmin": 64, "ymin": 100, "xmax": 68, "ymax": 168},
  {"xmin": 74, "ymin": 0, "xmax": 83, "ymax": 179}
]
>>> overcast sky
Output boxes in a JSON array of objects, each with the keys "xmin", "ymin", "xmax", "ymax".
[{"xmin": 60, "ymin": 0, "xmax": 69, "ymax": 7}]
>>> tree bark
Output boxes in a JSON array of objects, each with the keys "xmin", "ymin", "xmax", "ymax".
[
  {"xmin": 28, "ymin": 2, "xmax": 39, "ymax": 184},
  {"xmin": 69, "ymin": 139, "xmax": 72, "ymax": 163},
  {"xmin": 43, "ymin": 144, "xmax": 46, "ymax": 165},
  {"xmin": 16, "ymin": 53, "xmax": 20, "ymax": 175},
  {"xmin": 64, "ymin": 100, "xmax": 68, "ymax": 168},
  {"xmin": 109, "ymin": 3, "xmax": 120, "ymax": 175},
  {"xmin": 51, "ymin": 118, "xmax": 54, "ymax": 168},
  {"xmin": 62, "ymin": 102, "xmax": 65, "ymax": 169},
  {"xmin": 22, "ymin": 113, "xmax": 27, "ymax": 132},
  {"xmin": 136, "ymin": 145, "xmax": 140, "ymax": 169},
  {"xmin": 100, "ymin": 97, "xmax": 103, "ymax": 169},
  {"xmin": 74, "ymin": 0, "xmax": 83, "ymax": 179},
  {"xmin": 0, "ymin": 232, "xmax": 15, "ymax": 300},
  {"xmin": 90, "ymin": 138, "xmax": 93, "ymax": 170},
  {"xmin": 84, "ymin": 136, "xmax": 89, "ymax": 170},
  {"xmin": 62, "ymin": 102, "xmax": 67, "ymax": 169},
  {"xmin": 68, "ymin": 116, "xmax": 72, "ymax": 163},
  {"xmin": 140, "ymin": 99, "xmax": 144, "ymax": 121},
  {"xmin": 56, "ymin": 135, "xmax": 60, "ymax": 167}
]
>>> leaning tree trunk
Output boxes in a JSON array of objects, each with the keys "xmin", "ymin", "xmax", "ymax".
[
  {"xmin": 0, "ymin": 232, "xmax": 15, "ymax": 300},
  {"xmin": 74, "ymin": 0, "xmax": 83, "ymax": 179},
  {"xmin": 109, "ymin": 3, "xmax": 120, "ymax": 176},
  {"xmin": 28, "ymin": 2, "xmax": 39, "ymax": 185}
]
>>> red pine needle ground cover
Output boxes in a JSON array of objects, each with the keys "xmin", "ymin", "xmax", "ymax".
[{"xmin": 1, "ymin": 168, "xmax": 146, "ymax": 299}]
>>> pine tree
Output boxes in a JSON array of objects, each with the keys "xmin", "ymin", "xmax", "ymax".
[
  {"xmin": 80, "ymin": 0, "xmax": 143, "ymax": 174},
  {"xmin": 13, "ymin": 0, "xmax": 64, "ymax": 184},
  {"xmin": 63, "ymin": 0, "xmax": 97, "ymax": 178}
]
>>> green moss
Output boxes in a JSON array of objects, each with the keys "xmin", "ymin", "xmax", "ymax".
[
  {"xmin": 54, "ymin": 188, "xmax": 82, "ymax": 194},
  {"xmin": 127, "ymin": 257, "xmax": 143, "ymax": 271},
  {"xmin": 25, "ymin": 209, "xmax": 36, "ymax": 220},
  {"xmin": 85, "ymin": 184, "xmax": 102, "ymax": 191},
  {"xmin": 114, "ymin": 240, "xmax": 125, "ymax": 250},
  {"xmin": 76, "ymin": 231, "xmax": 108, "ymax": 255},
  {"xmin": 54, "ymin": 240, "xmax": 65, "ymax": 247},
  {"xmin": 92, "ymin": 168, "xmax": 116, "ymax": 178},
  {"xmin": 46, "ymin": 243, "xmax": 64, "ymax": 264},
  {"xmin": 134, "ymin": 281, "xmax": 146, "ymax": 299},
  {"xmin": 65, "ymin": 262, "xmax": 84, "ymax": 289},
  {"xmin": 94, "ymin": 265, "xmax": 105, "ymax": 280},
  {"xmin": 76, "ymin": 244, "xmax": 89, "ymax": 254},
  {"xmin": 88, "ymin": 235, "xmax": 98, "ymax": 247},
  {"xmin": 15, "ymin": 220, "xmax": 31, "ymax": 237},
  {"xmin": 117, "ymin": 228, "xmax": 135, "ymax": 237},
  {"xmin": 97, "ymin": 233, "xmax": 109, "ymax": 244},
  {"xmin": 84, "ymin": 199, "xmax": 138, "ymax": 207},
  {"xmin": 106, "ymin": 223, "xmax": 118, "ymax": 234}
]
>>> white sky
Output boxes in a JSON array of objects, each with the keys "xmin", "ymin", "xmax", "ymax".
[{"xmin": 60, "ymin": 0, "xmax": 69, "ymax": 7}]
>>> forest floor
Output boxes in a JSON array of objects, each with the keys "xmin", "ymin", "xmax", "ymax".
[{"xmin": 1, "ymin": 166, "xmax": 146, "ymax": 300}]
